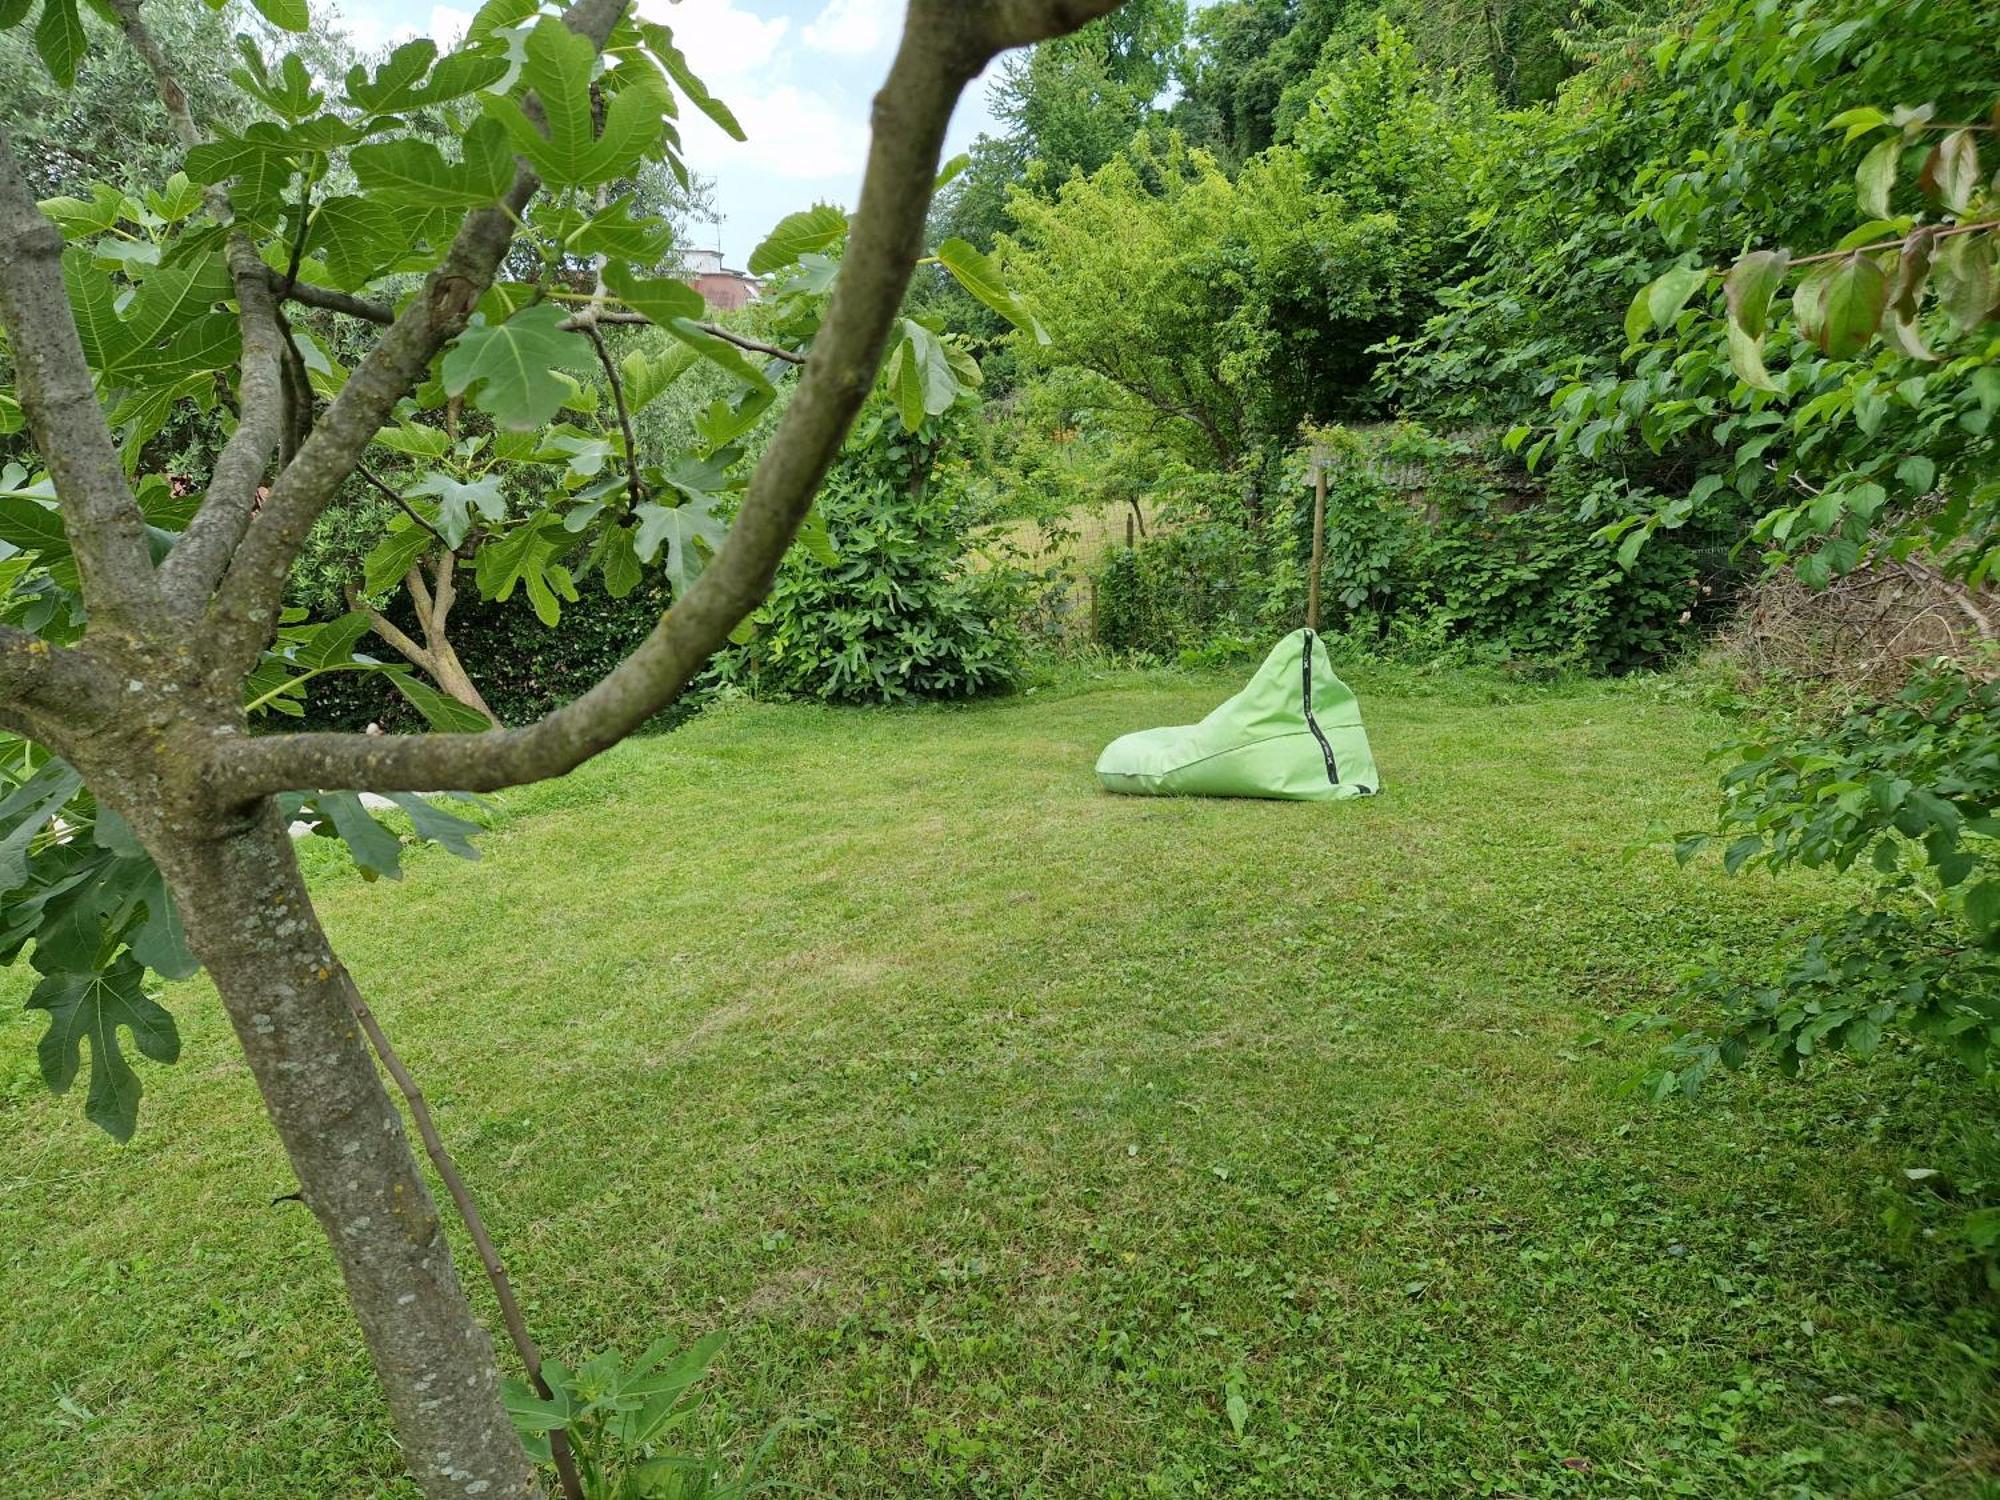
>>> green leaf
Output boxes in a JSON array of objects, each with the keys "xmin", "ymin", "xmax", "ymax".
[
  {"xmin": 1827, "ymin": 105, "xmax": 1891, "ymax": 144},
  {"xmin": 566, "ymin": 197, "xmax": 676, "ymax": 264},
  {"xmin": 885, "ymin": 336, "xmax": 924, "ymax": 434},
  {"xmin": 1724, "ymin": 249, "xmax": 1789, "ymax": 340},
  {"xmin": 935, "ymin": 152, "xmax": 971, "ymax": 190},
  {"xmin": 599, "ymin": 523, "xmax": 644, "ymax": 597},
  {"xmin": 934, "ymin": 237, "xmax": 1048, "ymax": 344},
  {"xmin": 894, "ymin": 319, "xmax": 959, "ymax": 425},
  {"xmin": 383, "ymin": 792, "xmax": 486, "ymax": 857},
  {"xmin": 249, "ymin": 0, "xmax": 309, "ymax": 32},
  {"xmin": 374, "ymin": 422, "xmax": 453, "ymax": 461},
  {"xmin": 1855, "ymin": 137, "xmax": 1898, "ymax": 219},
  {"xmin": 1889, "ymin": 226, "xmax": 1935, "ymax": 319},
  {"xmin": 183, "ymin": 131, "xmax": 299, "ymax": 219},
  {"xmin": 1645, "ymin": 265, "xmax": 1706, "ymax": 333},
  {"xmin": 305, "ymin": 196, "xmax": 408, "ymax": 290},
  {"xmin": 620, "ymin": 345, "xmax": 695, "ymax": 414},
  {"xmin": 362, "ymin": 520, "xmax": 435, "ymax": 596},
  {"xmin": 1934, "ymin": 230, "xmax": 1996, "ymax": 333},
  {"xmin": 351, "ymin": 116, "xmax": 514, "ymax": 208},
  {"xmin": 602, "ymin": 263, "xmax": 775, "ymax": 394},
  {"xmin": 474, "ymin": 512, "xmax": 580, "ymax": 624},
  {"xmin": 0, "ymin": 493, "xmax": 72, "ymax": 562},
  {"xmin": 1920, "ymin": 129, "xmax": 1980, "ymax": 215},
  {"xmin": 481, "ymin": 19, "xmax": 665, "ymax": 188},
  {"xmin": 0, "ymin": 757, "xmax": 84, "ymax": 892},
  {"xmin": 27, "ymin": 957, "xmax": 180, "ymax": 1142},
  {"xmin": 388, "ymin": 675, "xmax": 493, "ymax": 734},
  {"xmin": 639, "ymin": 19, "xmax": 744, "ymax": 142},
  {"xmin": 633, "ymin": 496, "xmax": 727, "ymax": 594},
  {"xmin": 747, "ymin": 204, "xmax": 847, "ymax": 277},
  {"xmin": 1615, "ymin": 525, "xmax": 1647, "ymax": 570},
  {"xmin": 344, "ymin": 37, "xmax": 437, "ymax": 111},
  {"xmin": 128, "ymin": 865, "xmax": 198, "ymax": 981},
  {"xmin": 1727, "ymin": 320, "xmax": 1779, "ymax": 392},
  {"xmin": 406, "ymin": 473, "xmax": 507, "ymax": 548},
  {"xmin": 441, "ymin": 302, "xmax": 596, "ymax": 431},
  {"xmin": 1814, "ymin": 254, "xmax": 1886, "ymax": 358},
  {"xmin": 308, "ymin": 791, "xmax": 404, "ymax": 878},
  {"xmin": 1964, "ymin": 879, "xmax": 2000, "ymax": 940},
  {"xmin": 797, "ymin": 505, "xmax": 836, "ymax": 566},
  {"xmin": 33, "ymin": 0, "xmax": 86, "ymax": 87}
]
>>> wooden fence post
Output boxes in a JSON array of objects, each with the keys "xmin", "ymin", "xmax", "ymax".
[{"xmin": 1306, "ymin": 442, "xmax": 1329, "ymax": 632}]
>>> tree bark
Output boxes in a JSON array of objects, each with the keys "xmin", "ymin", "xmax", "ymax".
[
  {"xmin": 428, "ymin": 645, "xmax": 500, "ymax": 728},
  {"xmin": 156, "ymin": 804, "xmax": 532, "ymax": 1500}
]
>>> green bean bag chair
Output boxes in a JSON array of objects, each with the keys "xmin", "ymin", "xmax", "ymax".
[{"xmin": 1095, "ymin": 629, "xmax": 1379, "ymax": 801}]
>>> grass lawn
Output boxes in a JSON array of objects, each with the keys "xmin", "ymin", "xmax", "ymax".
[{"xmin": 2, "ymin": 665, "xmax": 1996, "ymax": 1497}]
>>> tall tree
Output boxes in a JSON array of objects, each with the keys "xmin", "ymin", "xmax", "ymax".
[
  {"xmin": 0, "ymin": 0, "xmax": 1121, "ymax": 1495},
  {"xmin": 928, "ymin": 0, "xmax": 1184, "ymax": 253}
]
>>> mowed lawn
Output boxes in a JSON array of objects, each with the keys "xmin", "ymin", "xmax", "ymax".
[{"xmin": 2, "ymin": 668, "xmax": 1996, "ymax": 1497}]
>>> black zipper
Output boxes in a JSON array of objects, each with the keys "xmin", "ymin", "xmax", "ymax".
[{"xmin": 1300, "ymin": 629, "xmax": 1340, "ymax": 785}]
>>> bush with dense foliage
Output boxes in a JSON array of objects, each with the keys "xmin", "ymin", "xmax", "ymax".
[
  {"xmin": 1085, "ymin": 424, "xmax": 1744, "ymax": 672},
  {"xmin": 726, "ymin": 402, "xmax": 1024, "ymax": 705},
  {"xmin": 295, "ymin": 574, "xmax": 685, "ymax": 731}
]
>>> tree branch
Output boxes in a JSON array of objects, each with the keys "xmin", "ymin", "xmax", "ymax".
[
  {"xmin": 198, "ymin": 0, "xmax": 633, "ymax": 686},
  {"xmin": 695, "ymin": 321, "xmax": 806, "ymax": 366},
  {"xmin": 105, "ymin": 0, "xmax": 299, "ymax": 615},
  {"xmin": 206, "ymin": 0, "xmax": 1127, "ymax": 802},
  {"xmin": 272, "ymin": 273, "xmax": 396, "ymax": 325},
  {"xmin": 0, "ymin": 126, "xmax": 165, "ymax": 637},
  {"xmin": 554, "ymin": 307, "xmax": 807, "ymax": 365},
  {"xmin": 348, "ymin": 585, "xmax": 435, "ymax": 674},
  {"xmin": 358, "ymin": 464, "xmax": 453, "ymax": 551},
  {"xmin": 577, "ymin": 320, "xmax": 646, "ymax": 508},
  {"xmin": 0, "ymin": 626, "xmax": 110, "ymax": 727}
]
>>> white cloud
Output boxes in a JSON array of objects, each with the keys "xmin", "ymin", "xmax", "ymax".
[
  {"xmin": 802, "ymin": 0, "xmax": 897, "ymax": 58},
  {"xmin": 636, "ymin": 0, "xmax": 791, "ymax": 84},
  {"xmin": 331, "ymin": 2, "xmax": 473, "ymax": 55},
  {"xmin": 683, "ymin": 82, "xmax": 871, "ymax": 182}
]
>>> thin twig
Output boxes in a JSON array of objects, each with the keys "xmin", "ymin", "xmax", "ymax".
[
  {"xmin": 1776, "ymin": 217, "xmax": 1999, "ymax": 273},
  {"xmin": 550, "ymin": 295, "xmax": 807, "ymax": 365},
  {"xmin": 280, "ymin": 186, "xmax": 313, "ymax": 296},
  {"xmin": 344, "ymin": 993, "xmax": 586, "ymax": 1500},
  {"xmin": 692, "ymin": 321, "xmax": 804, "ymax": 365},
  {"xmin": 357, "ymin": 464, "xmax": 452, "ymax": 550},
  {"xmin": 578, "ymin": 321, "xmax": 646, "ymax": 508}
]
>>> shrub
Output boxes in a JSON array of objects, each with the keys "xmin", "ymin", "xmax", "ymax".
[
  {"xmin": 299, "ymin": 576, "xmax": 687, "ymax": 732},
  {"xmin": 1091, "ymin": 521, "xmax": 1267, "ymax": 658},
  {"xmin": 725, "ymin": 404, "xmax": 1024, "ymax": 705},
  {"xmin": 1090, "ymin": 423, "xmax": 1742, "ymax": 672}
]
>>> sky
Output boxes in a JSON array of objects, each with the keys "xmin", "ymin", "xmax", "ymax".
[{"xmin": 327, "ymin": 0, "xmax": 1009, "ymax": 267}]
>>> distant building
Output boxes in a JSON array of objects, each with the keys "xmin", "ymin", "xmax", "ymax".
[{"xmin": 684, "ymin": 247, "xmax": 761, "ymax": 311}]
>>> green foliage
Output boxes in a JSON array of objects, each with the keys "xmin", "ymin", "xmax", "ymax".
[
  {"xmin": 728, "ymin": 406, "xmax": 1023, "ymax": 705},
  {"xmin": 1671, "ymin": 665, "xmax": 2000, "ymax": 1078},
  {"xmin": 504, "ymin": 1333, "xmax": 764, "ymax": 1499},
  {"xmin": 1002, "ymin": 134, "xmax": 1406, "ymax": 469},
  {"xmin": 1088, "ymin": 425, "xmax": 1732, "ymax": 673},
  {"xmin": 1650, "ymin": 667, "xmax": 2000, "ymax": 1281},
  {"xmin": 298, "ymin": 576, "xmax": 689, "ymax": 731},
  {"xmin": 1091, "ymin": 522, "xmax": 1268, "ymax": 659},
  {"xmin": 925, "ymin": 0, "xmax": 1185, "ymax": 260}
]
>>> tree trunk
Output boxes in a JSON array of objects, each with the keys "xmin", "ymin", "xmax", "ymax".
[
  {"xmin": 428, "ymin": 640, "xmax": 500, "ymax": 727},
  {"xmin": 157, "ymin": 803, "xmax": 532, "ymax": 1499}
]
